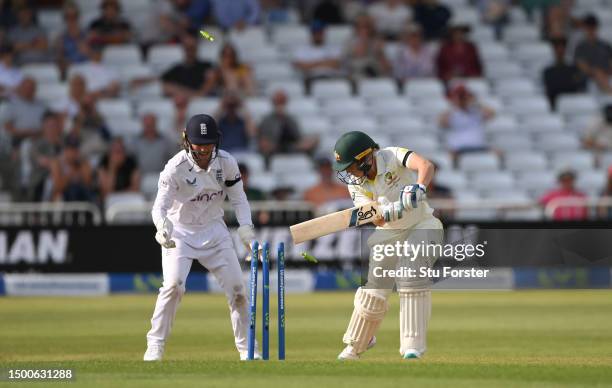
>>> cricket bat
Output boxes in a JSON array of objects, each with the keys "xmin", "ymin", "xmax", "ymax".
[{"xmin": 290, "ymin": 201, "xmax": 381, "ymax": 244}]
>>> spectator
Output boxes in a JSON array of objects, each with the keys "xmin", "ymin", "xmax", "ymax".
[
  {"xmin": 543, "ymin": 37, "xmax": 587, "ymax": 110},
  {"xmin": 573, "ymin": 14, "xmax": 612, "ymax": 93},
  {"xmin": 238, "ymin": 163, "xmax": 266, "ymax": 201},
  {"xmin": 540, "ymin": 169, "xmax": 587, "ymax": 221},
  {"xmin": 172, "ymin": 92, "xmax": 190, "ymax": 136},
  {"xmin": 583, "ymin": 104, "xmax": 612, "ymax": 151},
  {"xmin": 427, "ymin": 162, "xmax": 454, "ymax": 220},
  {"xmin": 161, "ymin": 32, "xmax": 213, "ymax": 99},
  {"xmin": 28, "ymin": 112, "xmax": 64, "ymax": 201},
  {"xmin": 202, "ymin": 43, "xmax": 256, "ymax": 96},
  {"xmin": 0, "ymin": 43, "xmax": 23, "ymax": 97},
  {"xmin": 258, "ymin": 89, "xmax": 318, "ymax": 158},
  {"xmin": 303, "ymin": 157, "xmax": 350, "ymax": 207},
  {"xmin": 439, "ymin": 84, "xmax": 495, "ymax": 156},
  {"xmin": 260, "ymin": 0, "xmax": 294, "ymax": 26},
  {"xmin": 413, "ymin": 0, "xmax": 451, "ymax": 41},
  {"xmin": 133, "ymin": 113, "xmax": 174, "ymax": 175},
  {"xmin": 393, "ymin": 24, "xmax": 436, "ymax": 82},
  {"xmin": 55, "ymin": 3, "xmax": 89, "ymax": 76},
  {"xmin": 0, "ymin": 125, "xmax": 18, "ymax": 198},
  {"xmin": 479, "ymin": 0, "xmax": 510, "ymax": 39},
  {"xmin": 66, "ymin": 75, "xmax": 111, "ymax": 159},
  {"xmin": 140, "ymin": 0, "xmax": 210, "ymax": 48},
  {"xmin": 215, "ymin": 91, "xmax": 256, "ymax": 152},
  {"xmin": 292, "ymin": 21, "xmax": 343, "ymax": 90},
  {"xmin": 88, "ymin": 0, "xmax": 132, "ymax": 47},
  {"xmin": 210, "ymin": 0, "xmax": 260, "ymax": 31},
  {"xmin": 311, "ymin": 0, "xmax": 345, "ymax": 25},
  {"xmin": 71, "ymin": 44, "xmax": 120, "ymax": 98},
  {"xmin": 436, "ymin": 24, "xmax": 483, "ymax": 83},
  {"xmin": 543, "ymin": 0, "xmax": 572, "ymax": 40},
  {"xmin": 342, "ymin": 13, "xmax": 390, "ymax": 79},
  {"xmin": 97, "ymin": 137, "xmax": 140, "ymax": 199},
  {"xmin": 4, "ymin": 77, "xmax": 46, "ymax": 147},
  {"xmin": 8, "ymin": 5, "xmax": 50, "ymax": 65},
  {"xmin": 598, "ymin": 167, "xmax": 612, "ymax": 219},
  {"xmin": 49, "ymin": 136, "xmax": 94, "ymax": 202},
  {"xmin": 367, "ymin": 0, "xmax": 412, "ymax": 41}
]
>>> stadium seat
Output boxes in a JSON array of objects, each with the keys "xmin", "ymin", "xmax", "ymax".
[
  {"xmin": 129, "ymin": 81, "xmax": 163, "ymax": 100},
  {"xmin": 404, "ymin": 135, "xmax": 441, "ymax": 153},
  {"xmin": 265, "ymin": 81, "xmax": 305, "ymax": 98},
  {"xmin": 490, "ymin": 133, "xmax": 533, "ymax": 151},
  {"xmin": 21, "ymin": 64, "xmax": 60, "ymax": 83},
  {"xmin": 198, "ymin": 42, "xmax": 222, "ymax": 63},
  {"xmin": 137, "ymin": 99, "xmax": 175, "ymax": 120},
  {"xmin": 326, "ymin": 25, "xmax": 352, "ymax": 45},
  {"xmin": 148, "ymin": 44, "xmax": 185, "ymax": 73},
  {"xmin": 503, "ymin": 25, "xmax": 540, "ymax": 45},
  {"xmin": 472, "ymin": 171, "xmax": 515, "ymax": 192},
  {"xmin": 458, "ymin": 152, "xmax": 500, "ymax": 172},
  {"xmin": 524, "ymin": 114, "xmax": 565, "ymax": 133},
  {"xmin": 461, "ymin": 78, "xmax": 490, "ymax": 98},
  {"xmin": 270, "ymin": 154, "xmax": 314, "ymax": 174},
  {"xmin": 380, "ymin": 116, "xmax": 425, "ymax": 134},
  {"xmin": 335, "ymin": 117, "xmax": 378, "ymax": 132},
  {"xmin": 105, "ymin": 117, "xmax": 142, "ymax": 137},
  {"xmin": 35, "ymin": 82, "xmax": 68, "ymax": 103},
  {"xmin": 450, "ymin": 8, "xmax": 480, "ymax": 26},
  {"xmin": 517, "ymin": 171, "xmax": 557, "ymax": 197},
  {"xmin": 279, "ymin": 171, "xmax": 320, "ymax": 192},
  {"xmin": 242, "ymin": 46, "xmax": 282, "ymax": 64},
  {"xmin": 141, "ymin": 172, "xmax": 160, "ymax": 200},
  {"xmin": 232, "ymin": 152, "xmax": 266, "ymax": 172},
  {"xmin": 534, "ymin": 133, "xmax": 580, "ymax": 152},
  {"xmin": 485, "ymin": 115, "xmax": 518, "ymax": 133},
  {"xmin": 105, "ymin": 192, "xmax": 148, "ymax": 223},
  {"xmin": 118, "ymin": 64, "xmax": 154, "ymax": 83},
  {"xmin": 557, "ymin": 94, "xmax": 599, "ymax": 117},
  {"xmin": 505, "ymin": 152, "xmax": 548, "ymax": 172},
  {"xmin": 311, "ymin": 80, "xmax": 352, "ymax": 99},
  {"xmin": 287, "ymin": 97, "xmax": 320, "ymax": 115},
  {"xmin": 404, "ymin": 78, "xmax": 445, "ymax": 99},
  {"xmin": 370, "ymin": 99, "xmax": 413, "ymax": 116},
  {"xmin": 506, "ymin": 96, "xmax": 550, "ymax": 116},
  {"xmin": 599, "ymin": 152, "xmax": 612, "ymax": 169},
  {"xmin": 494, "ymin": 78, "xmax": 537, "ymax": 98},
  {"xmin": 550, "ymin": 151, "xmax": 595, "ymax": 171},
  {"xmin": 427, "ymin": 152, "xmax": 453, "ymax": 170},
  {"xmin": 246, "ymin": 97, "xmax": 272, "ymax": 120},
  {"xmin": 37, "ymin": 10, "xmax": 63, "ymax": 37},
  {"xmin": 296, "ymin": 116, "xmax": 331, "ymax": 135},
  {"xmin": 414, "ymin": 98, "xmax": 450, "ymax": 118},
  {"xmin": 358, "ymin": 78, "xmax": 398, "ymax": 98},
  {"xmin": 228, "ymin": 27, "xmax": 267, "ymax": 50},
  {"xmin": 254, "ymin": 63, "xmax": 295, "ymax": 83},
  {"xmin": 102, "ymin": 45, "xmax": 142, "ymax": 66},
  {"xmin": 515, "ymin": 43, "xmax": 554, "ymax": 65},
  {"xmin": 322, "ymin": 98, "xmax": 366, "ymax": 118},
  {"xmin": 471, "ymin": 26, "xmax": 495, "ymax": 42},
  {"xmin": 433, "ymin": 170, "xmax": 468, "ymax": 190},
  {"xmin": 249, "ymin": 172, "xmax": 277, "ymax": 193},
  {"xmin": 576, "ymin": 170, "xmax": 607, "ymax": 193},
  {"xmin": 187, "ymin": 98, "xmax": 220, "ymax": 118},
  {"xmin": 478, "ymin": 42, "xmax": 510, "ymax": 61},
  {"xmin": 97, "ymin": 99, "xmax": 133, "ymax": 120},
  {"xmin": 484, "ymin": 61, "xmax": 523, "ymax": 79},
  {"xmin": 271, "ymin": 25, "xmax": 309, "ymax": 48}
]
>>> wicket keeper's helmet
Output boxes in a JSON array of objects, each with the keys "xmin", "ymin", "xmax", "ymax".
[
  {"xmin": 183, "ymin": 114, "xmax": 221, "ymax": 164},
  {"xmin": 332, "ymin": 131, "xmax": 379, "ymax": 184}
]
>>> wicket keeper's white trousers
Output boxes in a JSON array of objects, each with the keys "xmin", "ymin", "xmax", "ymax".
[{"xmin": 146, "ymin": 220, "xmax": 250, "ymax": 354}]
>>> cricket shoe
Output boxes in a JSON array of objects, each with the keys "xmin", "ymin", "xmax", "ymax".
[
  {"xmin": 402, "ymin": 348, "xmax": 424, "ymax": 359},
  {"xmin": 337, "ymin": 337, "xmax": 377, "ymax": 360},
  {"xmin": 240, "ymin": 351, "xmax": 262, "ymax": 361},
  {"xmin": 143, "ymin": 344, "xmax": 164, "ymax": 361}
]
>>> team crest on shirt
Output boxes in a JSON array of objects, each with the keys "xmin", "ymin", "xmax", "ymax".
[{"xmin": 384, "ymin": 171, "xmax": 400, "ymax": 186}]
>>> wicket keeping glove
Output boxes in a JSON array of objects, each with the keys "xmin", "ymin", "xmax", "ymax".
[
  {"xmin": 237, "ymin": 224, "xmax": 255, "ymax": 251},
  {"xmin": 400, "ymin": 184, "xmax": 426, "ymax": 209},
  {"xmin": 155, "ymin": 217, "xmax": 176, "ymax": 249},
  {"xmin": 381, "ymin": 200, "xmax": 404, "ymax": 223}
]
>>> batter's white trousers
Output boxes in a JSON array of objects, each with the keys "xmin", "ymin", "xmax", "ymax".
[{"xmin": 146, "ymin": 221, "xmax": 250, "ymax": 354}]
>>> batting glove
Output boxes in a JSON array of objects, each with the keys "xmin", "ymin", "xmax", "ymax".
[
  {"xmin": 155, "ymin": 217, "xmax": 176, "ymax": 249},
  {"xmin": 400, "ymin": 184, "xmax": 426, "ymax": 209},
  {"xmin": 381, "ymin": 201, "xmax": 404, "ymax": 223}
]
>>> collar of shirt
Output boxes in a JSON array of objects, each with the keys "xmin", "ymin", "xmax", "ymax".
[{"xmin": 187, "ymin": 152, "xmax": 219, "ymax": 174}]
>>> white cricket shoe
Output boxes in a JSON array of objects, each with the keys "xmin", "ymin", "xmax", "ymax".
[
  {"xmin": 240, "ymin": 351, "xmax": 262, "ymax": 361},
  {"xmin": 337, "ymin": 337, "xmax": 377, "ymax": 360},
  {"xmin": 143, "ymin": 344, "xmax": 164, "ymax": 361},
  {"xmin": 402, "ymin": 348, "xmax": 424, "ymax": 359}
]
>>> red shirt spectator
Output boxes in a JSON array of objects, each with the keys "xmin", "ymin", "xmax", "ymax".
[
  {"xmin": 436, "ymin": 25, "xmax": 482, "ymax": 82},
  {"xmin": 540, "ymin": 170, "xmax": 588, "ymax": 221}
]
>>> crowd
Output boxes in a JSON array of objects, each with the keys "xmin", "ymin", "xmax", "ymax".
[{"xmin": 0, "ymin": 0, "xmax": 611, "ymax": 222}]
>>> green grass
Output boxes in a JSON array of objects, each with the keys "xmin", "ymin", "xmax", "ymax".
[{"xmin": 1, "ymin": 291, "xmax": 612, "ymax": 387}]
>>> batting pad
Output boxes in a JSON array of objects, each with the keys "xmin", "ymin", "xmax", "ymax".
[
  {"xmin": 342, "ymin": 288, "xmax": 388, "ymax": 354},
  {"xmin": 399, "ymin": 289, "xmax": 430, "ymax": 354}
]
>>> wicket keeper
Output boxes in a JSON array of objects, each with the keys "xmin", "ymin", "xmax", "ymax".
[
  {"xmin": 144, "ymin": 114, "xmax": 260, "ymax": 361},
  {"xmin": 332, "ymin": 131, "xmax": 444, "ymax": 360}
]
